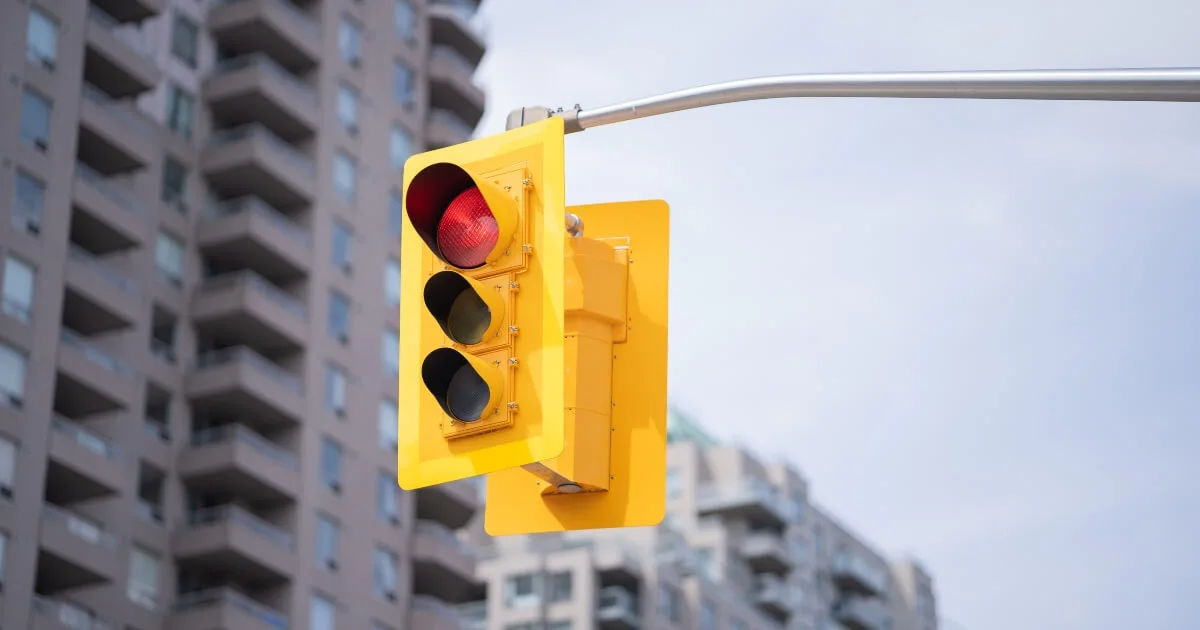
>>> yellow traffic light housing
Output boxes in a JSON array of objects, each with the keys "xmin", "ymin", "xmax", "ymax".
[
  {"xmin": 397, "ymin": 118, "xmax": 567, "ymax": 490},
  {"xmin": 484, "ymin": 200, "xmax": 671, "ymax": 535}
]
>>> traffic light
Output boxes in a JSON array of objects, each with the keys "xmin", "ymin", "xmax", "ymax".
[
  {"xmin": 397, "ymin": 117, "xmax": 567, "ymax": 490},
  {"xmin": 484, "ymin": 199, "xmax": 670, "ymax": 536}
]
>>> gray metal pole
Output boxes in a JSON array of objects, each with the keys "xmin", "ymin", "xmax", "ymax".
[{"xmin": 506, "ymin": 67, "xmax": 1200, "ymax": 133}]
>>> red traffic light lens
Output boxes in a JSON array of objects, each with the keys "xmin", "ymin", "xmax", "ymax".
[{"xmin": 437, "ymin": 187, "xmax": 498, "ymax": 269}]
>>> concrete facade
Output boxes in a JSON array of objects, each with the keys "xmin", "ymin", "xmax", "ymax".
[
  {"xmin": 0, "ymin": 0, "xmax": 488, "ymax": 628},
  {"xmin": 465, "ymin": 409, "xmax": 940, "ymax": 630}
]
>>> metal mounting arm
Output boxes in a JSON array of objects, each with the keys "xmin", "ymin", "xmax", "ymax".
[{"xmin": 507, "ymin": 67, "xmax": 1200, "ymax": 134}]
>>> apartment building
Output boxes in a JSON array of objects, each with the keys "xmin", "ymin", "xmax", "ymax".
[
  {"xmin": 0, "ymin": 0, "xmax": 487, "ymax": 628},
  {"xmin": 465, "ymin": 409, "xmax": 941, "ymax": 630}
]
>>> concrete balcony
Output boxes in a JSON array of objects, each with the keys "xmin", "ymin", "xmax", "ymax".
[
  {"xmin": 426, "ymin": 108, "xmax": 475, "ymax": 149},
  {"xmin": 740, "ymin": 530, "xmax": 794, "ymax": 576},
  {"xmin": 410, "ymin": 595, "xmax": 467, "ymax": 630},
  {"xmin": 206, "ymin": 54, "xmax": 319, "ymax": 142},
  {"xmin": 32, "ymin": 595, "xmax": 112, "ymax": 630},
  {"xmin": 415, "ymin": 478, "xmax": 479, "ymax": 530},
  {"xmin": 834, "ymin": 596, "xmax": 887, "ymax": 630},
  {"xmin": 208, "ymin": 0, "xmax": 322, "ymax": 72},
  {"xmin": 752, "ymin": 574, "xmax": 794, "ymax": 621},
  {"xmin": 191, "ymin": 271, "xmax": 307, "ymax": 354},
  {"xmin": 174, "ymin": 505, "xmax": 296, "ymax": 583},
  {"xmin": 45, "ymin": 415, "xmax": 125, "ymax": 503},
  {"xmin": 597, "ymin": 585, "xmax": 640, "ymax": 630},
  {"xmin": 202, "ymin": 124, "xmax": 316, "ymax": 211},
  {"xmin": 833, "ymin": 551, "xmax": 888, "ymax": 597},
  {"xmin": 55, "ymin": 329, "xmax": 137, "ymax": 416},
  {"xmin": 77, "ymin": 83, "xmax": 154, "ymax": 176},
  {"xmin": 37, "ymin": 506, "xmax": 120, "ymax": 593},
  {"xmin": 199, "ymin": 197, "xmax": 311, "ymax": 281},
  {"xmin": 428, "ymin": 1, "xmax": 486, "ymax": 67},
  {"xmin": 63, "ymin": 246, "xmax": 141, "ymax": 335},
  {"xmin": 696, "ymin": 477, "xmax": 791, "ymax": 530},
  {"xmin": 429, "ymin": 45, "xmax": 486, "ymax": 129},
  {"xmin": 186, "ymin": 347, "xmax": 305, "ymax": 427},
  {"xmin": 456, "ymin": 601, "xmax": 487, "ymax": 630},
  {"xmin": 84, "ymin": 5, "xmax": 161, "ymax": 98},
  {"xmin": 412, "ymin": 520, "xmax": 480, "ymax": 603},
  {"xmin": 170, "ymin": 588, "xmax": 289, "ymax": 630},
  {"xmin": 595, "ymin": 543, "xmax": 644, "ymax": 587},
  {"xmin": 71, "ymin": 162, "xmax": 147, "ymax": 254},
  {"xmin": 179, "ymin": 424, "xmax": 300, "ymax": 502},
  {"xmin": 91, "ymin": 0, "xmax": 163, "ymax": 23}
]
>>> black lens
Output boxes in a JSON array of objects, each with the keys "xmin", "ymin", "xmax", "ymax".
[
  {"xmin": 446, "ymin": 364, "xmax": 489, "ymax": 421},
  {"xmin": 446, "ymin": 289, "xmax": 490, "ymax": 345}
]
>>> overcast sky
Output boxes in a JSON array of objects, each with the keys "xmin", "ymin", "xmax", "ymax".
[{"xmin": 471, "ymin": 1, "xmax": 1199, "ymax": 628}]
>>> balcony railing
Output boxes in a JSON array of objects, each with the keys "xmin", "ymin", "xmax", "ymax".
[
  {"xmin": 429, "ymin": 108, "xmax": 475, "ymax": 139},
  {"xmin": 33, "ymin": 596, "xmax": 112, "ymax": 630},
  {"xmin": 52, "ymin": 415, "xmax": 123, "ymax": 460},
  {"xmin": 175, "ymin": 587, "xmax": 289, "ymax": 630},
  {"xmin": 834, "ymin": 551, "xmax": 889, "ymax": 594},
  {"xmin": 431, "ymin": 45, "xmax": 481, "ymax": 83},
  {"xmin": 76, "ymin": 161, "xmax": 147, "ymax": 216},
  {"xmin": 415, "ymin": 519, "xmax": 475, "ymax": 557},
  {"xmin": 213, "ymin": 54, "xmax": 317, "ymax": 106},
  {"xmin": 455, "ymin": 600, "xmax": 487, "ymax": 629},
  {"xmin": 60, "ymin": 329, "xmax": 136, "ymax": 377},
  {"xmin": 191, "ymin": 424, "xmax": 299, "ymax": 470},
  {"xmin": 187, "ymin": 504, "xmax": 294, "ymax": 550},
  {"xmin": 68, "ymin": 245, "xmax": 140, "ymax": 296},
  {"xmin": 194, "ymin": 346, "xmax": 303, "ymax": 394},
  {"xmin": 215, "ymin": 0, "xmax": 321, "ymax": 36},
  {"xmin": 86, "ymin": 4, "xmax": 153, "ymax": 58},
  {"xmin": 199, "ymin": 270, "xmax": 307, "ymax": 320},
  {"xmin": 697, "ymin": 477, "xmax": 791, "ymax": 520},
  {"xmin": 209, "ymin": 123, "xmax": 315, "ymax": 176},
  {"xmin": 43, "ymin": 504, "xmax": 120, "ymax": 549},
  {"xmin": 205, "ymin": 195, "xmax": 312, "ymax": 246},
  {"xmin": 81, "ymin": 82, "xmax": 152, "ymax": 138}
]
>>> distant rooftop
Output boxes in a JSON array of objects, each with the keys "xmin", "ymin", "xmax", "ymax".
[{"xmin": 667, "ymin": 405, "xmax": 722, "ymax": 447}]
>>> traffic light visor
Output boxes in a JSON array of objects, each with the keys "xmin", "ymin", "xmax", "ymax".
[
  {"xmin": 421, "ymin": 347, "xmax": 503, "ymax": 422},
  {"xmin": 424, "ymin": 271, "xmax": 505, "ymax": 345},
  {"xmin": 406, "ymin": 163, "xmax": 517, "ymax": 269}
]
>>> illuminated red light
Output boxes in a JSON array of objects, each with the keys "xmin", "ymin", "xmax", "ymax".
[{"xmin": 437, "ymin": 187, "xmax": 499, "ymax": 269}]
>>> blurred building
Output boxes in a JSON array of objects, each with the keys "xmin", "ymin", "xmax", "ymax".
[
  {"xmin": 0, "ymin": 0, "xmax": 487, "ymax": 628},
  {"xmin": 462, "ymin": 408, "xmax": 940, "ymax": 630}
]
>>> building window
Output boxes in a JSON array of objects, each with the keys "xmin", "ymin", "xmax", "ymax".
[
  {"xmin": 700, "ymin": 600, "xmax": 717, "ymax": 630},
  {"xmin": 325, "ymin": 365, "xmax": 346, "ymax": 417},
  {"xmin": 333, "ymin": 151, "xmax": 357, "ymax": 203},
  {"xmin": 166, "ymin": 83, "xmax": 195, "ymax": 139},
  {"xmin": 393, "ymin": 61, "xmax": 414, "ymax": 106},
  {"xmin": 332, "ymin": 221, "xmax": 353, "ymax": 272},
  {"xmin": 388, "ymin": 191, "xmax": 403, "ymax": 237},
  {"xmin": 128, "ymin": 548, "xmax": 160, "ymax": 609},
  {"xmin": 0, "ymin": 343, "xmax": 28, "ymax": 408},
  {"xmin": 373, "ymin": 546, "xmax": 398, "ymax": 599},
  {"xmin": 26, "ymin": 7, "xmax": 58, "ymax": 69},
  {"xmin": 339, "ymin": 18, "xmax": 362, "ymax": 65},
  {"xmin": 377, "ymin": 472, "xmax": 398, "ymax": 523},
  {"xmin": 378, "ymin": 399, "xmax": 397, "ymax": 450},
  {"xmin": 730, "ymin": 621, "xmax": 747, "ymax": 630},
  {"xmin": 546, "ymin": 623, "xmax": 572, "ymax": 630},
  {"xmin": 394, "ymin": 0, "xmax": 415, "ymax": 41},
  {"xmin": 170, "ymin": 12, "xmax": 199, "ymax": 68},
  {"xmin": 547, "ymin": 570, "xmax": 572, "ymax": 603},
  {"xmin": 337, "ymin": 83, "xmax": 359, "ymax": 133},
  {"xmin": 0, "ymin": 529, "xmax": 7, "ymax": 583},
  {"xmin": 13, "ymin": 170, "xmax": 45, "ymax": 233},
  {"xmin": 665, "ymin": 466, "xmax": 682, "ymax": 499},
  {"xmin": 658, "ymin": 583, "xmax": 681, "ymax": 622},
  {"xmin": 0, "ymin": 435, "xmax": 16, "ymax": 498},
  {"xmin": 155, "ymin": 231, "xmax": 184, "ymax": 287},
  {"xmin": 390, "ymin": 125, "xmax": 413, "ymax": 171},
  {"xmin": 161, "ymin": 156, "xmax": 188, "ymax": 210},
  {"xmin": 384, "ymin": 258, "xmax": 401, "ymax": 306},
  {"xmin": 321, "ymin": 438, "xmax": 342, "ymax": 491},
  {"xmin": 382, "ymin": 328, "xmax": 399, "ymax": 376},
  {"xmin": 328, "ymin": 291, "xmax": 350, "ymax": 343},
  {"xmin": 2, "ymin": 257, "xmax": 34, "ymax": 323},
  {"xmin": 315, "ymin": 514, "xmax": 339, "ymax": 569},
  {"xmin": 504, "ymin": 573, "xmax": 541, "ymax": 608},
  {"xmin": 310, "ymin": 594, "xmax": 335, "ymax": 630},
  {"xmin": 19, "ymin": 88, "xmax": 51, "ymax": 150}
]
